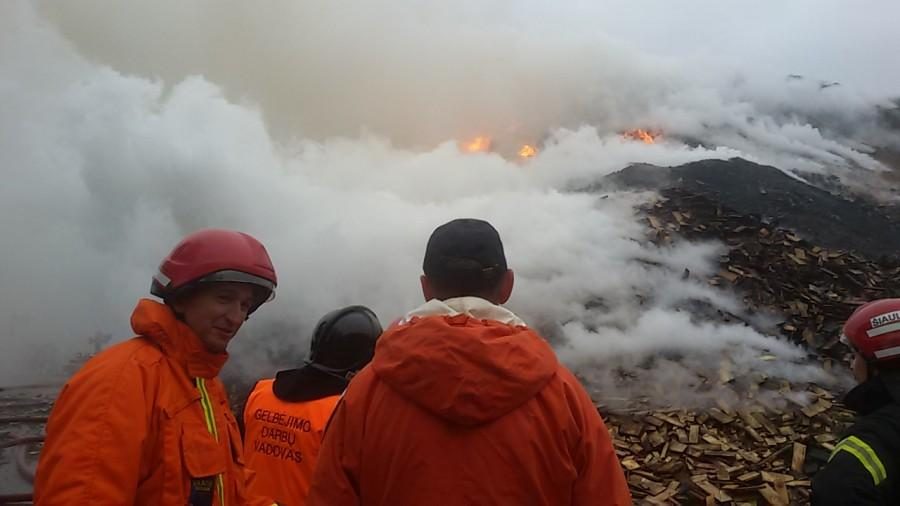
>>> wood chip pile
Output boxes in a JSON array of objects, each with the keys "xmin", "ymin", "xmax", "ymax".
[
  {"xmin": 647, "ymin": 188, "xmax": 900, "ymax": 363},
  {"xmin": 602, "ymin": 188, "xmax": 899, "ymax": 504},
  {"xmin": 606, "ymin": 393, "xmax": 855, "ymax": 504}
]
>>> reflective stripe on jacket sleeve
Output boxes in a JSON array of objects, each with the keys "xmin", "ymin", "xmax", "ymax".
[{"xmin": 829, "ymin": 435, "xmax": 887, "ymax": 486}]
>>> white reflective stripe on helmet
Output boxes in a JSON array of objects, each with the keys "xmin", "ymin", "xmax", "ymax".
[
  {"xmin": 873, "ymin": 345, "xmax": 900, "ymax": 360},
  {"xmin": 867, "ymin": 321, "xmax": 900, "ymax": 338},
  {"xmin": 153, "ymin": 270, "xmax": 171, "ymax": 287}
]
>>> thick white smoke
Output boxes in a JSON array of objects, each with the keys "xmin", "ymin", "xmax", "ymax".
[
  {"xmin": 2, "ymin": 2, "xmax": 894, "ymax": 406},
  {"xmin": 34, "ymin": 1, "xmax": 900, "ymax": 183}
]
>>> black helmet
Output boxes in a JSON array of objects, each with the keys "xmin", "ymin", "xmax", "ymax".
[
  {"xmin": 272, "ymin": 305, "xmax": 382, "ymax": 403},
  {"xmin": 308, "ymin": 305, "xmax": 382, "ymax": 376}
]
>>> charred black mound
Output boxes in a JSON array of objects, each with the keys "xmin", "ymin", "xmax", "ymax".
[{"xmin": 604, "ymin": 157, "xmax": 900, "ymax": 260}]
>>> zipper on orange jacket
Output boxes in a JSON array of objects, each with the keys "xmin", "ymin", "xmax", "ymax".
[{"xmin": 196, "ymin": 377, "xmax": 226, "ymax": 506}]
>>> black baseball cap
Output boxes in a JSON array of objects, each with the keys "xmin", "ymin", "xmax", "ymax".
[{"xmin": 423, "ymin": 218, "xmax": 508, "ymax": 279}]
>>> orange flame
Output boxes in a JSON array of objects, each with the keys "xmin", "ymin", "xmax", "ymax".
[
  {"xmin": 518, "ymin": 144, "xmax": 538, "ymax": 159},
  {"xmin": 623, "ymin": 128, "xmax": 660, "ymax": 144},
  {"xmin": 461, "ymin": 136, "xmax": 492, "ymax": 153}
]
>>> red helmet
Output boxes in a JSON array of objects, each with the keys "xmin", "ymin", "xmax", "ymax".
[
  {"xmin": 842, "ymin": 299, "xmax": 900, "ymax": 364},
  {"xmin": 151, "ymin": 229, "xmax": 277, "ymax": 314}
]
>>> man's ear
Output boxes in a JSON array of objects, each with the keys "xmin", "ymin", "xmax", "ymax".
[
  {"xmin": 420, "ymin": 275, "xmax": 436, "ymax": 301},
  {"xmin": 493, "ymin": 270, "xmax": 514, "ymax": 304},
  {"xmin": 169, "ymin": 293, "xmax": 187, "ymax": 315}
]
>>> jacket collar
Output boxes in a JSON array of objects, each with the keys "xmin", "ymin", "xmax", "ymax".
[
  {"xmin": 844, "ymin": 370, "xmax": 900, "ymax": 415},
  {"xmin": 272, "ymin": 366, "xmax": 348, "ymax": 403},
  {"xmin": 400, "ymin": 296, "xmax": 527, "ymax": 327},
  {"xmin": 130, "ymin": 298, "xmax": 228, "ymax": 379}
]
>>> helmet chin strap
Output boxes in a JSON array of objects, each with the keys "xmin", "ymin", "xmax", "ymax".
[{"xmin": 162, "ymin": 299, "xmax": 187, "ymax": 322}]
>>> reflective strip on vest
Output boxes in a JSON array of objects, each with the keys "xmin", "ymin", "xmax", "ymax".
[
  {"xmin": 196, "ymin": 378, "xmax": 226, "ymax": 506},
  {"xmin": 829, "ymin": 435, "xmax": 887, "ymax": 486}
]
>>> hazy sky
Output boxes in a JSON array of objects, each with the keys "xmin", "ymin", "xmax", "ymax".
[
  {"xmin": 573, "ymin": 1, "xmax": 900, "ymax": 93},
  {"xmin": 33, "ymin": 1, "xmax": 900, "ymax": 145}
]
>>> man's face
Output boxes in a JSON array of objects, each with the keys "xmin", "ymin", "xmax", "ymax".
[{"xmin": 173, "ymin": 282, "xmax": 255, "ymax": 354}]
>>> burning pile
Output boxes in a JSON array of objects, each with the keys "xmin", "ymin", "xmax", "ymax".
[
  {"xmin": 456, "ymin": 126, "xmax": 665, "ymax": 160},
  {"xmin": 645, "ymin": 187, "xmax": 900, "ymax": 362},
  {"xmin": 623, "ymin": 128, "xmax": 662, "ymax": 144},
  {"xmin": 461, "ymin": 136, "xmax": 492, "ymax": 153},
  {"xmin": 597, "ymin": 162, "xmax": 900, "ymax": 504},
  {"xmin": 518, "ymin": 144, "xmax": 538, "ymax": 159},
  {"xmin": 5, "ymin": 154, "xmax": 898, "ymax": 503},
  {"xmin": 459, "ymin": 136, "xmax": 539, "ymax": 160}
]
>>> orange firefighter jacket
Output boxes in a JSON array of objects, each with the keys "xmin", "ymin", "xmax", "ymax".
[
  {"xmin": 306, "ymin": 297, "xmax": 632, "ymax": 506},
  {"xmin": 243, "ymin": 380, "xmax": 340, "ymax": 505},
  {"xmin": 34, "ymin": 299, "xmax": 271, "ymax": 506}
]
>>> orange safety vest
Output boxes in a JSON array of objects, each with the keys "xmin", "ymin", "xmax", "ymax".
[{"xmin": 243, "ymin": 379, "xmax": 340, "ymax": 506}]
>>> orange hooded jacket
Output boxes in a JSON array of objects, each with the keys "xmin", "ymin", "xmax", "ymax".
[
  {"xmin": 306, "ymin": 297, "xmax": 631, "ymax": 506},
  {"xmin": 34, "ymin": 299, "xmax": 272, "ymax": 506}
]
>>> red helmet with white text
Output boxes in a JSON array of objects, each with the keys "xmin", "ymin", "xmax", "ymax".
[
  {"xmin": 150, "ymin": 229, "xmax": 277, "ymax": 314},
  {"xmin": 842, "ymin": 299, "xmax": 900, "ymax": 365}
]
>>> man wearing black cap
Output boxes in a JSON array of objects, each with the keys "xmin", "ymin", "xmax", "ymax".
[
  {"xmin": 242, "ymin": 306, "xmax": 382, "ymax": 505},
  {"xmin": 307, "ymin": 219, "xmax": 631, "ymax": 506}
]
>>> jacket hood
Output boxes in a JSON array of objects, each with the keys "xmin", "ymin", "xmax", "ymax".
[
  {"xmin": 372, "ymin": 297, "xmax": 558, "ymax": 426},
  {"xmin": 130, "ymin": 298, "xmax": 227, "ymax": 378}
]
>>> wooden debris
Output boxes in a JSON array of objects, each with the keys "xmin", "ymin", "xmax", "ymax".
[
  {"xmin": 692, "ymin": 475, "xmax": 733, "ymax": 503},
  {"xmin": 737, "ymin": 471, "xmax": 760, "ymax": 482},
  {"xmin": 646, "ymin": 480, "xmax": 680, "ymax": 504},
  {"xmin": 643, "ymin": 187, "xmax": 900, "ymax": 368},
  {"xmin": 599, "ymin": 184, "xmax": 898, "ymax": 503},
  {"xmin": 621, "ymin": 457, "xmax": 640, "ymax": 471},
  {"xmin": 607, "ymin": 388, "xmax": 853, "ymax": 504},
  {"xmin": 801, "ymin": 399, "xmax": 832, "ymax": 418},
  {"xmin": 759, "ymin": 483, "xmax": 790, "ymax": 506},
  {"xmin": 689, "ymin": 424, "xmax": 700, "ymax": 444},
  {"xmin": 791, "ymin": 443, "xmax": 807, "ymax": 474}
]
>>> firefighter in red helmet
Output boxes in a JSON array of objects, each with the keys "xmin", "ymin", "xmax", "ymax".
[
  {"xmin": 35, "ymin": 229, "xmax": 278, "ymax": 506},
  {"xmin": 812, "ymin": 299, "xmax": 900, "ymax": 505}
]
